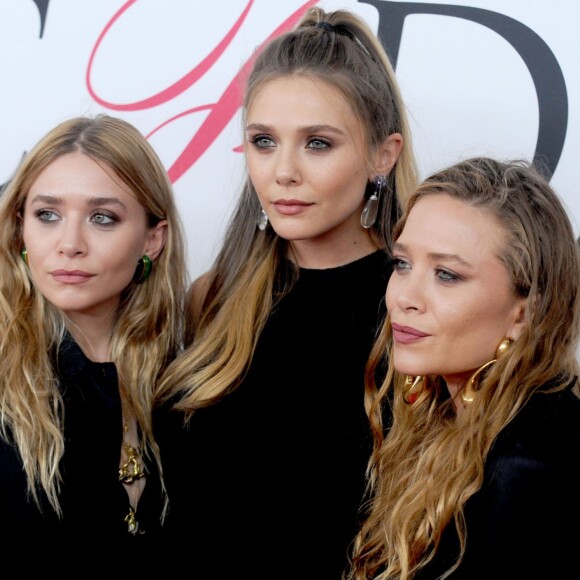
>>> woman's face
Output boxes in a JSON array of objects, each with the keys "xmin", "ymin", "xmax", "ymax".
[
  {"xmin": 22, "ymin": 151, "xmax": 166, "ymax": 328},
  {"xmin": 245, "ymin": 75, "xmax": 399, "ymax": 267},
  {"xmin": 386, "ymin": 193, "xmax": 527, "ymax": 392}
]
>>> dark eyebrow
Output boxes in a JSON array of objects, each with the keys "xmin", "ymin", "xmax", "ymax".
[
  {"xmin": 392, "ymin": 241, "xmax": 474, "ymax": 269},
  {"xmin": 88, "ymin": 197, "xmax": 128, "ymax": 209},
  {"xmin": 246, "ymin": 123, "xmax": 346, "ymax": 137},
  {"xmin": 28, "ymin": 194, "xmax": 128, "ymax": 210}
]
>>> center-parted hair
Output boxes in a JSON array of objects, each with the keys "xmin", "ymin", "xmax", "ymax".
[
  {"xmin": 0, "ymin": 114, "xmax": 187, "ymax": 512},
  {"xmin": 157, "ymin": 6, "xmax": 419, "ymax": 412},
  {"xmin": 348, "ymin": 157, "xmax": 580, "ymax": 579}
]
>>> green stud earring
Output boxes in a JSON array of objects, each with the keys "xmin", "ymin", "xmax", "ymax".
[
  {"xmin": 133, "ymin": 255, "xmax": 152, "ymax": 283},
  {"xmin": 20, "ymin": 248, "xmax": 28, "ymax": 266}
]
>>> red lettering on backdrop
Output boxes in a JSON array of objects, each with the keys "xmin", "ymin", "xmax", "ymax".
[
  {"xmin": 86, "ymin": 0, "xmax": 319, "ymax": 183},
  {"xmin": 86, "ymin": 0, "xmax": 254, "ymax": 110}
]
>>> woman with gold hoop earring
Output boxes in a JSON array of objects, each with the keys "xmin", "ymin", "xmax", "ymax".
[{"xmin": 347, "ymin": 157, "xmax": 580, "ymax": 580}]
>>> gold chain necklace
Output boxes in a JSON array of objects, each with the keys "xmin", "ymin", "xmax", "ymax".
[{"xmin": 119, "ymin": 422, "xmax": 145, "ymax": 534}]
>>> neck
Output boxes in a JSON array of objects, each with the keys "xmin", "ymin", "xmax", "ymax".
[
  {"xmin": 66, "ymin": 318, "xmax": 113, "ymax": 362},
  {"xmin": 443, "ymin": 372, "xmax": 472, "ymax": 414},
  {"xmin": 289, "ymin": 233, "xmax": 379, "ymax": 269}
]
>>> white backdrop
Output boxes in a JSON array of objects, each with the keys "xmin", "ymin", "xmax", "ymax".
[{"xmin": 1, "ymin": 0, "xmax": 578, "ymax": 280}]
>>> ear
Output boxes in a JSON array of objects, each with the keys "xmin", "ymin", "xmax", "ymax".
[
  {"xmin": 506, "ymin": 296, "xmax": 528, "ymax": 342},
  {"xmin": 371, "ymin": 132, "xmax": 403, "ymax": 178},
  {"xmin": 143, "ymin": 220, "xmax": 168, "ymax": 261}
]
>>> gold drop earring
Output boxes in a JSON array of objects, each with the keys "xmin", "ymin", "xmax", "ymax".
[
  {"xmin": 461, "ymin": 338, "xmax": 513, "ymax": 403},
  {"xmin": 403, "ymin": 375, "xmax": 425, "ymax": 405}
]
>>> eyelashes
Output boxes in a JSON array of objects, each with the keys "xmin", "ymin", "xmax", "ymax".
[
  {"xmin": 34, "ymin": 209, "xmax": 119, "ymax": 227},
  {"xmin": 247, "ymin": 135, "xmax": 332, "ymax": 151},
  {"xmin": 90, "ymin": 212, "xmax": 117, "ymax": 226},
  {"xmin": 390, "ymin": 257, "xmax": 409, "ymax": 272},
  {"xmin": 390, "ymin": 257, "xmax": 463, "ymax": 283},
  {"xmin": 305, "ymin": 138, "xmax": 331, "ymax": 150},
  {"xmin": 249, "ymin": 135, "xmax": 275, "ymax": 149},
  {"xmin": 35, "ymin": 209, "xmax": 59, "ymax": 223}
]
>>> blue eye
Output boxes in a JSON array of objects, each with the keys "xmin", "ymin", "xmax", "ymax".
[
  {"xmin": 251, "ymin": 135, "xmax": 275, "ymax": 149},
  {"xmin": 391, "ymin": 257, "xmax": 410, "ymax": 272},
  {"xmin": 36, "ymin": 209, "xmax": 59, "ymax": 223},
  {"xmin": 307, "ymin": 138, "xmax": 330, "ymax": 150},
  {"xmin": 91, "ymin": 212, "xmax": 116, "ymax": 226},
  {"xmin": 436, "ymin": 268, "xmax": 460, "ymax": 282}
]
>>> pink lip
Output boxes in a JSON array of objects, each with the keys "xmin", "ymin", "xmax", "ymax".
[
  {"xmin": 391, "ymin": 322, "xmax": 430, "ymax": 344},
  {"xmin": 272, "ymin": 199, "xmax": 313, "ymax": 216},
  {"xmin": 50, "ymin": 269, "xmax": 95, "ymax": 284}
]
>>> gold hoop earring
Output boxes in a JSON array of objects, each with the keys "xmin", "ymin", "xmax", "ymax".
[
  {"xmin": 461, "ymin": 338, "xmax": 513, "ymax": 404},
  {"xmin": 403, "ymin": 375, "xmax": 425, "ymax": 405}
]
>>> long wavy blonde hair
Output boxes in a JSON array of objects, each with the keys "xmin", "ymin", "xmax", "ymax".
[
  {"xmin": 0, "ymin": 114, "xmax": 187, "ymax": 513},
  {"xmin": 348, "ymin": 157, "xmax": 580, "ymax": 579},
  {"xmin": 156, "ymin": 6, "xmax": 418, "ymax": 412}
]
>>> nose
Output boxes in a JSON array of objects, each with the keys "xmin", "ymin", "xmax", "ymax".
[
  {"xmin": 57, "ymin": 219, "xmax": 87, "ymax": 258},
  {"xmin": 274, "ymin": 147, "xmax": 301, "ymax": 186},
  {"xmin": 388, "ymin": 269, "xmax": 426, "ymax": 313}
]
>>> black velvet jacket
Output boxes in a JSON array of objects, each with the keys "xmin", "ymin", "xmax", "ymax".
[
  {"xmin": 0, "ymin": 336, "xmax": 163, "ymax": 562},
  {"xmin": 416, "ymin": 382, "xmax": 580, "ymax": 580}
]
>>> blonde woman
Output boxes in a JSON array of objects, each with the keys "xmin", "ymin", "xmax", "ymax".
[
  {"xmin": 349, "ymin": 157, "xmax": 580, "ymax": 579},
  {"xmin": 0, "ymin": 115, "xmax": 186, "ymax": 556}
]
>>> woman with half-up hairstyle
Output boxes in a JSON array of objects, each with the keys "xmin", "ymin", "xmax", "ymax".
[
  {"xmin": 347, "ymin": 157, "xmax": 580, "ymax": 579},
  {"xmin": 154, "ymin": 6, "xmax": 418, "ymax": 578},
  {"xmin": 0, "ymin": 114, "xmax": 186, "ymax": 559}
]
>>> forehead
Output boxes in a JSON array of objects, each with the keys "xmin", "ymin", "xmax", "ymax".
[
  {"xmin": 26, "ymin": 152, "xmax": 135, "ymax": 203},
  {"xmin": 247, "ymin": 75, "xmax": 360, "ymax": 126},
  {"xmin": 401, "ymin": 194, "xmax": 507, "ymax": 261}
]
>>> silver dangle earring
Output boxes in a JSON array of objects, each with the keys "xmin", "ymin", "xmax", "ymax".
[
  {"xmin": 361, "ymin": 176, "xmax": 386, "ymax": 229},
  {"xmin": 257, "ymin": 207, "xmax": 269, "ymax": 231}
]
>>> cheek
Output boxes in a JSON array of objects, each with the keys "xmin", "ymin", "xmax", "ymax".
[
  {"xmin": 21, "ymin": 219, "xmax": 35, "ymax": 248},
  {"xmin": 325, "ymin": 169, "xmax": 366, "ymax": 202},
  {"xmin": 246, "ymin": 154, "xmax": 265, "ymax": 184},
  {"xmin": 385, "ymin": 276, "xmax": 400, "ymax": 310},
  {"xmin": 440, "ymin": 300, "xmax": 499, "ymax": 356},
  {"xmin": 385, "ymin": 284, "xmax": 395, "ymax": 311},
  {"xmin": 437, "ymin": 301, "xmax": 480, "ymax": 339},
  {"xmin": 247, "ymin": 172, "xmax": 267, "ymax": 203},
  {"xmin": 22, "ymin": 224, "xmax": 47, "ymax": 265},
  {"xmin": 103, "ymin": 256, "xmax": 138, "ymax": 292},
  {"xmin": 113, "ymin": 245, "xmax": 142, "ymax": 271},
  {"xmin": 455, "ymin": 289, "xmax": 511, "ymax": 327},
  {"xmin": 94, "ymin": 234, "xmax": 144, "ymax": 279},
  {"xmin": 334, "ymin": 153, "xmax": 368, "ymax": 185}
]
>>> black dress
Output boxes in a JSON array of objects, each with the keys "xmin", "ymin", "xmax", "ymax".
[
  {"xmin": 0, "ymin": 336, "xmax": 163, "ymax": 563},
  {"xmin": 155, "ymin": 250, "xmax": 392, "ymax": 579},
  {"xmin": 416, "ymin": 382, "xmax": 580, "ymax": 580}
]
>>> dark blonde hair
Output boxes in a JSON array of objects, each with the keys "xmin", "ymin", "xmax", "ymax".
[
  {"xmin": 157, "ymin": 6, "xmax": 418, "ymax": 411},
  {"xmin": 0, "ymin": 114, "xmax": 187, "ymax": 512},
  {"xmin": 349, "ymin": 157, "xmax": 580, "ymax": 579}
]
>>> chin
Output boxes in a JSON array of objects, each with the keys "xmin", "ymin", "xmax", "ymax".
[{"xmin": 393, "ymin": 356, "xmax": 427, "ymax": 378}]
